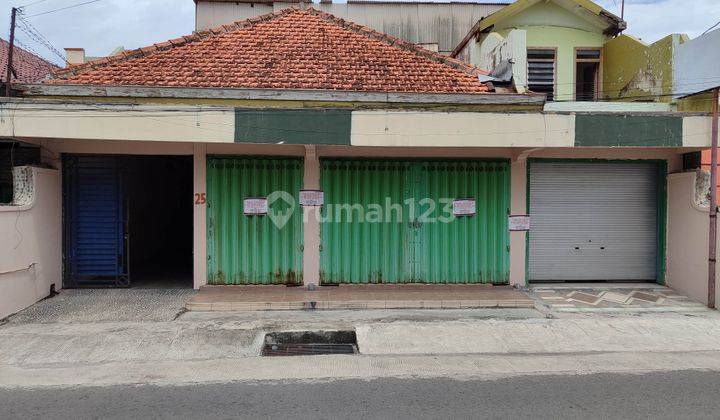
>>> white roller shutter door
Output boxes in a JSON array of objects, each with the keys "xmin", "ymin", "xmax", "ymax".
[{"xmin": 529, "ymin": 161, "xmax": 659, "ymax": 281}]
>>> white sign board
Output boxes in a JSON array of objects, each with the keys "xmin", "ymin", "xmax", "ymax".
[
  {"xmin": 453, "ymin": 198, "xmax": 476, "ymax": 216},
  {"xmin": 243, "ymin": 197, "xmax": 268, "ymax": 215},
  {"xmin": 299, "ymin": 190, "xmax": 324, "ymax": 206},
  {"xmin": 509, "ymin": 215, "xmax": 531, "ymax": 231}
]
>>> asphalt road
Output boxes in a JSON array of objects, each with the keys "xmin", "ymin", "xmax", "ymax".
[{"xmin": 2, "ymin": 370, "xmax": 720, "ymax": 419}]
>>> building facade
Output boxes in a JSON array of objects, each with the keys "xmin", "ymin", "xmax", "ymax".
[{"xmin": 0, "ymin": 3, "xmax": 718, "ymax": 318}]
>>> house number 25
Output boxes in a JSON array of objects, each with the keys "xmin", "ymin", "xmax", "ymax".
[{"xmin": 194, "ymin": 193, "xmax": 206, "ymax": 205}]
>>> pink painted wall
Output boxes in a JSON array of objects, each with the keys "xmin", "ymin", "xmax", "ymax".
[
  {"xmin": 667, "ymin": 172, "xmax": 720, "ymax": 307},
  {"xmin": 0, "ymin": 167, "xmax": 61, "ymax": 319}
]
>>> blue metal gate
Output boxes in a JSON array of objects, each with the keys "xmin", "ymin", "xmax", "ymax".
[{"xmin": 63, "ymin": 155, "xmax": 128, "ymax": 287}]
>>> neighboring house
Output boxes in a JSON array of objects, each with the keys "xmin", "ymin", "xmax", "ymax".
[
  {"xmin": 0, "ymin": 7, "xmax": 716, "ymax": 318},
  {"xmin": 0, "ymin": 38, "xmax": 58, "ymax": 83},
  {"xmin": 670, "ymin": 29, "xmax": 720, "ymax": 196},
  {"xmin": 451, "ymin": 0, "xmax": 720, "ymax": 108},
  {"xmin": 0, "ymin": 39, "xmax": 52, "ymax": 203},
  {"xmin": 597, "ymin": 24, "xmax": 720, "ymax": 203},
  {"xmin": 452, "ymin": 0, "xmax": 625, "ymax": 100},
  {"xmin": 603, "ymin": 27, "xmax": 720, "ymax": 110},
  {"xmin": 194, "ymin": 0, "xmax": 509, "ymax": 55}
]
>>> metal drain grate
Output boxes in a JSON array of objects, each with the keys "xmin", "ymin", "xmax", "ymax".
[{"xmin": 262, "ymin": 330, "xmax": 358, "ymax": 357}]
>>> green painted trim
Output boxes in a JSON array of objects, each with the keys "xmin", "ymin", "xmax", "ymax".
[
  {"xmin": 526, "ymin": 157, "xmax": 667, "ymax": 284},
  {"xmin": 574, "ymin": 115, "xmax": 683, "ymax": 147},
  {"xmin": 656, "ymin": 161, "xmax": 668, "ymax": 285},
  {"xmin": 234, "ymin": 108, "xmax": 351, "ymax": 145},
  {"xmin": 524, "ymin": 160, "xmax": 531, "ymax": 287}
]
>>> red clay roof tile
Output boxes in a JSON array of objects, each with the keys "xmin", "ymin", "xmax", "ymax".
[
  {"xmin": 48, "ymin": 7, "xmax": 489, "ymax": 94},
  {"xmin": 1, "ymin": 38, "xmax": 58, "ymax": 83}
]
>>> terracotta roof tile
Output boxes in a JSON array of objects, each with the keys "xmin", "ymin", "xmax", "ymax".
[
  {"xmin": 1, "ymin": 38, "xmax": 58, "ymax": 83},
  {"xmin": 48, "ymin": 8, "xmax": 489, "ymax": 94}
]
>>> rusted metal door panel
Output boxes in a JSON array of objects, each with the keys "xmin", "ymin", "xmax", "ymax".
[
  {"xmin": 414, "ymin": 160, "xmax": 510, "ymax": 284},
  {"xmin": 320, "ymin": 160, "xmax": 413, "ymax": 284},
  {"xmin": 206, "ymin": 157, "xmax": 303, "ymax": 285},
  {"xmin": 320, "ymin": 159, "xmax": 509, "ymax": 284}
]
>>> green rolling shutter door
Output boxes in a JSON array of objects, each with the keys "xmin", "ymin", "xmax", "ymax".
[
  {"xmin": 206, "ymin": 157, "xmax": 303, "ymax": 285},
  {"xmin": 320, "ymin": 160, "xmax": 413, "ymax": 284},
  {"xmin": 320, "ymin": 159, "xmax": 509, "ymax": 284},
  {"xmin": 414, "ymin": 161, "xmax": 509, "ymax": 283}
]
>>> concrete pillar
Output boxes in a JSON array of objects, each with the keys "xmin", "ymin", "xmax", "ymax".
[
  {"xmin": 509, "ymin": 158, "xmax": 528, "ymax": 286},
  {"xmin": 193, "ymin": 143, "xmax": 207, "ymax": 290},
  {"xmin": 302, "ymin": 145, "xmax": 321, "ymax": 287}
]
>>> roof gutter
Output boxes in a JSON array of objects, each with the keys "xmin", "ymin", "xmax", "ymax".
[{"xmin": 15, "ymin": 84, "xmax": 546, "ymax": 106}]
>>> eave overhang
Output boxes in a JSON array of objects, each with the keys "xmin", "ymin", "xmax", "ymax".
[{"xmin": 14, "ymin": 84, "xmax": 547, "ymax": 106}]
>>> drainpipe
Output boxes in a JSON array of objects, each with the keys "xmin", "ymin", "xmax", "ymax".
[{"xmin": 709, "ymin": 87, "xmax": 719, "ymax": 309}]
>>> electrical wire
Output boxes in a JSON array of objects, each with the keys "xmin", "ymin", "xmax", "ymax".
[
  {"xmin": 13, "ymin": 37, "xmax": 53, "ymax": 63},
  {"xmin": 15, "ymin": 14, "xmax": 68, "ymax": 64},
  {"xmin": 26, "ymin": 0, "xmax": 103, "ymax": 18},
  {"xmin": 701, "ymin": 19, "xmax": 720, "ymax": 37},
  {"xmin": 16, "ymin": 0, "xmax": 54, "ymax": 9}
]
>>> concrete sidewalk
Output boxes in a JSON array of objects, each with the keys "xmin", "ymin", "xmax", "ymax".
[{"xmin": 2, "ymin": 306, "xmax": 720, "ymax": 388}]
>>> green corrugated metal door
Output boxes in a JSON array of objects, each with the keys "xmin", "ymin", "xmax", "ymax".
[
  {"xmin": 320, "ymin": 159, "xmax": 509, "ymax": 284},
  {"xmin": 320, "ymin": 160, "xmax": 413, "ymax": 284},
  {"xmin": 206, "ymin": 157, "xmax": 303, "ymax": 285},
  {"xmin": 414, "ymin": 161, "xmax": 510, "ymax": 284}
]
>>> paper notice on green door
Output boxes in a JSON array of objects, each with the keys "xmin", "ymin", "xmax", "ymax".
[
  {"xmin": 453, "ymin": 198, "xmax": 476, "ymax": 216},
  {"xmin": 244, "ymin": 197, "xmax": 268, "ymax": 215}
]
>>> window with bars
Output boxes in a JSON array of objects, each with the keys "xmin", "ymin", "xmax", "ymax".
[{"xmin": 527, "ymin": 49, "xmax": 556, "ymax": 101}]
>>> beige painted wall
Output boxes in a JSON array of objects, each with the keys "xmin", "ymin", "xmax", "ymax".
[
  {"xmin": 302, "ymin": 145, "xmax": 321, "ymax": 287},
  {"xmin": 0, "ymin": 168, "xmax": 61, "ymax": 319},
  {"xmin": 0, "ymin": 105, "xmax": 235, "ymax": 143},
  {"xmin": 683, "ymin": 116, "xmax": 720, "ymax": 148},
  {"xmin": 193, "ymin": 144, "xmax": 208, "ymax": 290},
  {"xmin": 351, "ymin": 111, "xmax": 575, "ymax": 148},
  {"xmin": 667, "ymin": 172, "xmax": 720, "ymax": 307},
  {"xmin": 510, "ymin": 158, "xmax": 528, "ymax": 285}
]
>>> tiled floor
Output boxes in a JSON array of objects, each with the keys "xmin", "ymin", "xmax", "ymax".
[
  {"xmin": 530, "ymin": 284, "xmax": 707, "ymax": 312},
  {"xmin": 186, "ymin": 284, "xmax": 534, "ymax": 311}
]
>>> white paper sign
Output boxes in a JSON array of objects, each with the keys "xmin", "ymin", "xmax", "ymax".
[
  {"xmin": 453, "ymin": 199, "xmax": 476, "ymax": 216},
  {"xmin": 509, "ymin": 215, "xmax": 531, "ymax": 231},
  {"xmin": 244, "ymin": 197, "xmax": 268, "ymax": 215},
  {"xmin": 299, "ymin": 190, "xmax": 324, "ymax": 206}
]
